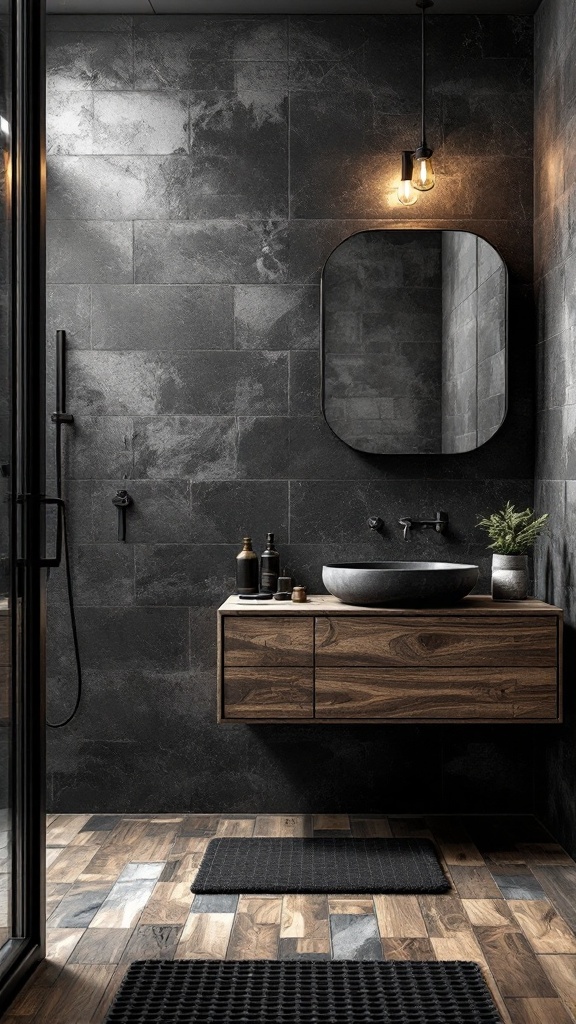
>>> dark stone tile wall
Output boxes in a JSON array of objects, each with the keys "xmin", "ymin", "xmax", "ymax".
[
  {"xmin": 534, "ymin": 0, "xmax": 576, "ymax": 857},
  {"xmin": 45, "ymin": 13, "xmax": 535, "ymax": 813},
  {"xmin": 0, "ymin": 14, "xmax": 10, "ymax": 598}
]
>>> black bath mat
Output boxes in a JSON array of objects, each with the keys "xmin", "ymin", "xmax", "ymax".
[
  {"xmin": 192, "ymin": 837, "xmax": 449, "ymax": 894},
  {"xmin": 105, "ymin": 960, "xmax": 502, "ymax": 1023}
]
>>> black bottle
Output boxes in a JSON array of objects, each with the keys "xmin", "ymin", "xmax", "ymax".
[
  {"xmin": 260, "ymin": 532, "xmax": 280, "ymax": 593},
  {"xmin": 236, "ymin": 536, "xmax": 259, "ymax": 594}
]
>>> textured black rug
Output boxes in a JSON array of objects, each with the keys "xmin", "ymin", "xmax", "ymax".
[
  {"xmin": 192, "ymin": 837, "xmax": 449, "ymax": 894},
  {"xmin": 105, "ymin": 960, "xmax": 502, "ymax": 1023}
]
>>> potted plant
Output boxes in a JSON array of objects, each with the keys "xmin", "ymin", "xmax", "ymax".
[{"xmin": 477, "ymin": 502, "xmax": 548, "ymax": 600}]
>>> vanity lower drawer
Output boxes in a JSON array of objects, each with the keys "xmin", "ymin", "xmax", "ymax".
[
  {"xmin": 224, "ymin": 617, "xmax": 313, "ymax": 667},
  {"xmin": 315, "ymin": 668, "xmax": 558, "ymax": 720},
  {"xmin": 315, "ymin": 616, "xmax": 557, "ymax": 668},
  {"xmin": 223, "ymin": 668, "xmax": 314, "ymax": 719}
]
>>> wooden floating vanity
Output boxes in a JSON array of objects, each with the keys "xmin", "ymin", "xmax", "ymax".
[{"xmin": 217, "ymin": 595, "xmax": 563, "ymax": 725}]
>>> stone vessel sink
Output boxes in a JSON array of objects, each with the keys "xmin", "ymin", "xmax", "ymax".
[{"xmin": 322, "ymin": 561, "xmax": 479, "ymax": 607}]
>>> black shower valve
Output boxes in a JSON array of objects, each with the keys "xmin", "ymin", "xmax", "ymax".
[{"xmin": 112, "ymin": 489, "xmax": 133, "ymax": 542}]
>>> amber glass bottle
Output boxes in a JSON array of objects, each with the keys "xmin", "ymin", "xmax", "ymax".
[{"xmin": 236, "ymin": 536, "xmax": 259, "ymax": 594}]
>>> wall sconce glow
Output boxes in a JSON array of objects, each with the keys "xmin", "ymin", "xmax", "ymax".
[
  {"xmin": 0, "ymin": 117, "xmax": 10, "ymax": 137},
  {"xmin": 397, "ymin": 150, "xmax": 417, "ymax": 206},
  {"xmin": 397, "ymin": 0, "xmax": 435, "ymax": 205}
]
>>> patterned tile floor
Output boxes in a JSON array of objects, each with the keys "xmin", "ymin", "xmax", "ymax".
[{"xmin": 3, "ymin": 813, "xmax": 576, "ymax": 1023}]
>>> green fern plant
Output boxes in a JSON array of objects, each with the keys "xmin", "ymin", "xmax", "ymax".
[{"xmin": 477, "ymin": 502, "xmax": 548, "ymax": 555}]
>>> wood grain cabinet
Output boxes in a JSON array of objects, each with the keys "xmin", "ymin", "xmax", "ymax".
[{"xmin": 217, "ymin": 596, "xmax": 563, "ymax": 725}]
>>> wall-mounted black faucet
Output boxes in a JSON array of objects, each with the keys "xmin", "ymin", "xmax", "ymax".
[
  {"xmin": 112, "ymin": 489, "xmax": 133, "ymax": 542},
  {"xmin": 398, "ymin": 511, "xmax": 448, "ymax": 541},
  {"xmin": 367, "ymin": 516, "xmax": 384, "ymax": 533}
]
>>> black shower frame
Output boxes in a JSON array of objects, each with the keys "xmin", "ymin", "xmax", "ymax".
[{"xmin": 0, "ymin": 0, "xmax": 46, "ymax": 1011}]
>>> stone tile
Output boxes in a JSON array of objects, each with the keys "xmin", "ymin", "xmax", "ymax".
[
  {"xmin": 80, "ymin": 815, "xmax": 122, "ymax": 832},
  {"xmin": 133, "ymin": 14, "xmax": 287, "ymax": 61},
  {"xmin": 134, "ymin": 220, "xmax": 288, "ymax": 285},
  {"xmin": 46, "ymin": 92, "xmax": 94, "ymax": 155},
  {"xmin": 91, "ymin": 285, "xmax": 234, "ymax": 350},
  {"xmin": 71, "ymin": 608, "xmax": 190, "ymax": 671},
  {"xmin": 67, "ymin": 350, "xmax": 286, "ymax": 417},
  {"xmin": 46, "ymin": 30, "xmax": 134, "ymax": 92},
  {"xmin": 290, "ymin": 351, "xmax": 320, "ymax": 416},
  {"xmin": 47, "ymin": 544, "xmax": 135, "ymax": 607},
  {"xmin": 93, "ymin": 93, "xmax": 189, "ymax": 155},
  {"xmin": 186, "ymin": 89, "xmax": 288, "ymax": 219},
  {"xmin": 190, "ymin": 481, "xmax": 289, "ymax": 543},
  {"xmin": 236, "ymin": 416, "xmax": 290, "ymax": 480},
  {"xmin": 329, "ymin": 914, "xmax": 382, "ymax": 960},
  {"xmin": 234, "ymin": 284, "xmax": 318, "ymax": 351},
  {"xmin": 47, "ymin": 885, "xmax": 112, "ymax": 928},
  {"xmin": 47, "ymin": 156, "xmax": 193, "ymax": 220},
  {"xmin": 46, "ymin": 285, "xmax": 91, "ymax": 352},
  {"xmin": 132, "ymin": 416, "xmax": 237, "ymax": 480},
  {"xmin": 134, "ymin": 544, "xmax": 235, "ymax": 606},
  {"xmin": 191, "ymin": 894, "xmax": 238, "ymax": 913},
  {"xmin": 47, "ymin": 221, "xmax": 133, "ymax": 284},
  {"xmin": 62, "ymin": 416, "xmax": 133, "ymax": 480},
  {"xmin": 491, "ymin": 874, "xmax": 548, "ymax": 901},
  {"xmin": 118, "ymin": 863, "xmax": 165, "ymax": 881}
]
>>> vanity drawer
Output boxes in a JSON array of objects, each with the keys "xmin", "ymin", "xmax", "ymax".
[
  {"xmin": 223, "ymin": 668, "xmax": 314, "ymax": 719},
  {"xmin": 224, "ymin": 617, "xmax": 313, "ymax": 667},
  {"xmin": 315, "ymin": 616, "xmax": 557, "ymax": 668},
  {"xmin": 315, "ymin": 668, "xmax": 558, "ymax": 721}
]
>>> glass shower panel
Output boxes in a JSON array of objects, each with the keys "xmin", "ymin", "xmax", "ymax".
[{"xmin": 0, "ymin": 0, "xmax": 13, "ymax": 954}]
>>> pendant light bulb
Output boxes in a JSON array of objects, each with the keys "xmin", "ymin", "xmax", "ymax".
[
  {"xmin": 397, "ymin": 150, "xmax": 418, "ymax": 206},
  {"xmin": 412, "ymin": 146, "xmax": 435, "ymax": 191}
]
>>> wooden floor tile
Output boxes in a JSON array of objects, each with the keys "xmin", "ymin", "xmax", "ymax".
[
  {"xmin": 532, "ymin": 868, "xmax": 576, "ymax": 933},
  {"xmin": 253, "ymin": 815, "xmax": 311, "ymax": 837},
  {"xmin": 120, "ymin": 924, "xmax": 182, "ymax": 962},
  {"xmin": 430, "ymin": 932, "xmax": 487, "ymax": 963},
  {"xmin": 374, "ymin": 895, "xmax": 428, "ymax": 938},
  {"xmin": 506, "ymin": 997, "xmax": 575, "ymax": 1023},
  {"xmin": 538, "ymin": 955, "xmax": 576, "ymax": 1018},
  {"xmin": 449, "ymin": 865, "xmax": 503, "ymax": 899},
  {"xmin": 140, "ymin": 882, "xmax": 193, "ymax": 925},
  {"xmin": 476, "ymin": 925, "xmax": 557, "ymax": 998},
  {"xmin": 439, "ymin": 840, "xmax": 485, "ymax": 867},
  {"xmin": 46, "ymin": 815, "xmax": 92, "ymax": 848},
  {"xmin": 227, "ymin": 897, "xmax": 282, "ymax": 959},
  {"xmin": 280, "ymin": 895, "xmax": 330, "ymax": 954},
  {"xmin": 312, "ymin": 815, "xmax": 350, "ymax": 833},
  {"xmin": 419, "ymin": 894, "xmax": 470, "ymax": 937},
  {"xmin": 47, "ymin": 847, "xmax": 101, "ymax": 884},
  {"xmin": 215, "ymin": 818, "xmax": 255, "ymax": 837},
  {"xmin": 69, "ymin": 928, "xmax": 132, "ymax": 965},
  {"xmin": 462, "ymin": 899, "xmax": 514, "ymax": 928},
  {"xmin": 89, "ymin": 879, "xmax": 157, "ymax": 929},
  {"xmin": 518, "ymin": 845, "xmax": 574, "ymax": 866},
  {"xmin": 177, "ymin": 913, "xmax": 234, "ymax": 959},
  {"xmin": 90, "ymin": 965, "xmax": 128, "ymax": 1024},
  {"xmin": 509, "ymin": 900, "xmax": 576, "ymax": 954},
  {"xmin": 381, "ymin": 937, "xmax": 434, "ymax": 960},
  {"xmin": 33, "ymin": 964, "xmax": 114, "ymax": 1023},
  {"xmin": 327, "ymin": 897, "xmax": 373, "ymax": 915}
]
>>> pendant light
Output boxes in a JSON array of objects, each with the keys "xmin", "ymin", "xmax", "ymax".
[{"xmin": 397, "ymin": 0, "xmax": 435, "ymax": 205}]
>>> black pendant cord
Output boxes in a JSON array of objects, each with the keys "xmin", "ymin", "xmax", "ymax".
[
  {"xmin": 46, "ymin": 409, "xmax": 83, "ymax": 730},
  {"xmin": 417, "ymin": 0, "xmax": 433, "ymax": 152}
]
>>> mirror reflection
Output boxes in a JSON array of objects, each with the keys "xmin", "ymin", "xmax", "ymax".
[{"xmin": 321, "ymin": 230, "xmax": 507, "ymax": 455}]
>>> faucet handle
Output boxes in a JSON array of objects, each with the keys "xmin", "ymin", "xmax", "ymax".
[{"xmin": 368, "ymin": 516, "xmax": 384, "ymax": 532}]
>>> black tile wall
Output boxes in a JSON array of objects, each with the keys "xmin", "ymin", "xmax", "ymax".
[
  {"xmin": 534, "ymin": 0, "xmax": 576, "ymax": 858},
  {"xmin": 46, "ymin": 13, "xmax": 535, "ymax": 813}
]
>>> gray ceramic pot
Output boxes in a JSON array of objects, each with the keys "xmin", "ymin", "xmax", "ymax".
[{"xmin": 491, "ymin": 553, "xmax": 529, "ymax": 600}]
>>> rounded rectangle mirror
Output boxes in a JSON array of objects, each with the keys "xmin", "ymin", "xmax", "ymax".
[{"xmin": 321, "ymin": 229, "xmax": 508, "ymax": 455}]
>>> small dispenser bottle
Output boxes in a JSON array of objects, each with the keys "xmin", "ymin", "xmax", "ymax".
[
  {"xmin": 236, "ymin": 536, "xmax": 259, "ymax": 594},
  {"xmin": 260, "ymin": 532, "xmax": 280, "ymax": 593}
]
